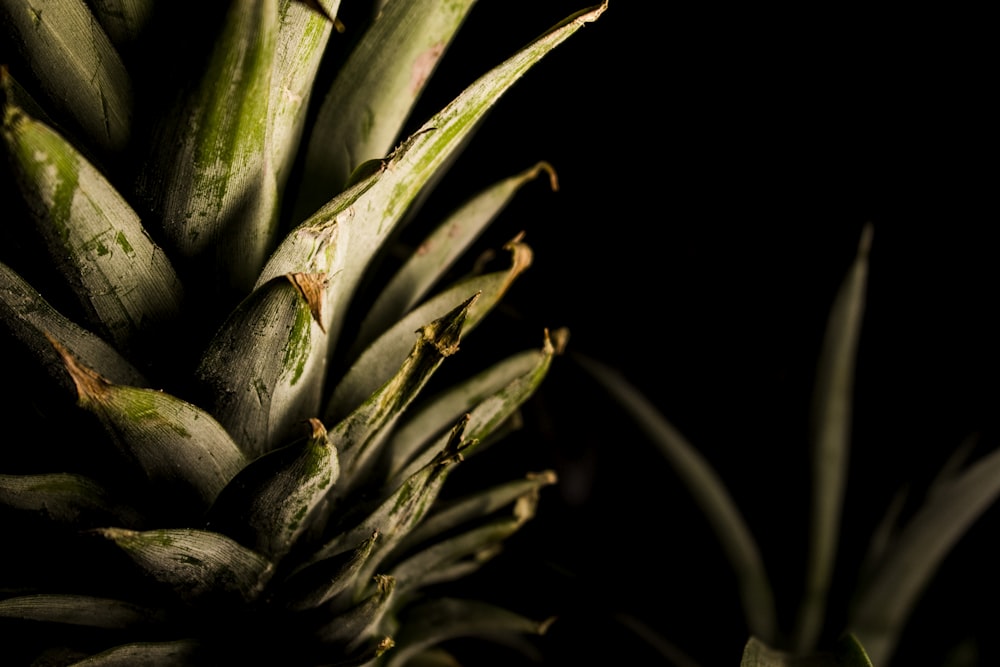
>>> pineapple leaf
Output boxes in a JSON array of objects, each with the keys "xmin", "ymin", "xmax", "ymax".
[
  {"xmin": 52, "ymin": 339, "xmax": 247, "ymax": 514},
  {"xmin": 0, "ymin": 260, "xmax": 147, "ymax": 388},
  {"xmin": 0, "ymin": 593, "xmax": 164, "ymax": 630},
  {"xmin": 389, "ymin": 508, "xmax": 529, "ymax": 598},
  {"xmin": 352, "ymin": 161, "xmax": 559, "ymax": 354},
  {"xmin": 67, "ymin": 639, "xmax": 206, "ymax": 666},
  {"xmin": 392, "ymin": 470, "xmax": 557, "ymax": 558},
  {"xmin": 86, "ymin": 0, "xmax": 156, "ymax": 49},
  {"xmin": 268, "ymin": 0, "xmax": 343, "ymax": 195},
  {"xmin": 0, "ymin": 472, "xmax": 140, "ymax": 527},
  {"xmin": 94, "ymin": 527, "xmax": 275, "ymax": 606},
  {"xmin": 795, "ymin": 224, "xmax": 872, "ymax": 651},
  {"xmin": 575, "ymin": 352, "xmax": 779, "ymax": 642},
  {"xmin": 0, "ymin": 0, "xmax": 131, "ymax": 155},
  {"xmin": 277, "ymin": 530, "xmax": 379, "ymax": 611},
  {"xmin": 389, "ymin": 328, "xmax": 563, "ymax": 486},
  {"xmin": 137, "ymin": 0, "xmax": 279, "ymax": 295},
  {"xmin": 849, "ymin": 437, "xmax": 1000, "ymax": 665},
  {"xmin": 314, "ymin": 573, "xmax": 396, "ymax": 650},
  {"xmin": 326, "ymin": 236, "xmax": 531, "ymax": 424},
  {"xmin": 740, "ymin": 634, "xmax": 873, "ymax": 667},
  {"xmin": 296, "ymin": 0, "xmax": 478, "ymax": 213},
  {"xmin": 327, "ymin": 293, "xmax": 476, "ymax": 491},
  {"xmin": 1, "ymin": 95, "xmax": 184, "ymax": 358},
  {"xmin": 309, "ymin": 417, "xmax": 468, "ymax": 584},
  {"xmin": 385, "ymin": 597, "xmax": 552, "ymax": 667},
  {"xmin": 205, "ymin": 418, "xmax": 340, "ymax": 562},
  {"xmin": 382, "ymin": 333, "xmax": 561, "ymax": 482},
  {"xmin": 194, "ymin": 273, "xmax": 329, "ymax": 459}
]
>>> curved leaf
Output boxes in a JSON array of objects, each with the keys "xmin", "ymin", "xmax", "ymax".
[
  {"xmin": 205, "ymin": 419, "xmax": 340, "ymax": 562},
  {"xmin": 71, "ymin": 639, "xmax": 206, "ymax": 666},
  {"xmin": 351, "ymin": 161, "xmax": 558, "ymax": 354},
  {"xmin": 2, "ymin": 97, "xmax": 184, "ymax": 357},
  {"xmin": 576, "ymin": 353, "xmax": 778, "ymax": 643},
  {"xmin": 308, "ymin": 418, "xmax": 468, "ymax": 591},
  {"xmin": 390, "ymin": 328, "xmax": 562, "ymax": 485},
  {"xmin": 0, "ymin": 593, "xmax": 163, "ymax": 629},
  {"xmin": 0, "ymin": 0, "xmax": 131, "ymax": 154},
  {"xmin": 0, "ymin": 472, "xmax": 140, "ymax": 527},
  {"xmin": 268, "ymin": 0, "xmax": 343, "ymax": 193},
  {"xmin": 277, "ymin": 530, "xmax": 379, "ymax": 611},
  {"xmin": 795, "ymin": 224, "xmax": 872, "ymax": 650},
  {"xmin": 95, "ymin": 527, "xmax": 274, "ymax": 606},
  {"xmin": 194, "ymin": 273, "xmax": 329, "ymax": 458},
  {"xmin": 326, "ymin": 294, "xmax": 476, "ymax": 493},
  {"xmin": 314, "ymin": 574, "xmax": 395, "ymax": 650},
  {"xmin": 392, "ymin": 470, "xmax": 556, "ymax": 558},
  {"xmin": 295, "ymin": 0, "xmax": 478, "ymax": 214},
  {"xmin": 53, "ymin": 339, "xmax": 247, "ymax": 514},
  {"xmin": 137, "ymin": 0, "xmax": 279, "ymax": 294},
  {"xmin": 0, "ymin": 259, "xmax": 147, "ymax": 389},
  {"xmin": 382, "ymin": 333, "xmax": 560, "ymax": 482},
  {"xmin": 325, "ymin": 236, "xmax": 531, "ymax": 424},
  {"xmin": 386, "ymin": 597, "xmax": 552, "ymax": 667},
  {"xmin": 850, "ymin": 438, "xmax": 1000, "ymax": 665}
]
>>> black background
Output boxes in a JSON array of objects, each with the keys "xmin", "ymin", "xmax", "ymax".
[{"xmin": 412, "ymin": 2, "xmax": 997, "ymax": 666}]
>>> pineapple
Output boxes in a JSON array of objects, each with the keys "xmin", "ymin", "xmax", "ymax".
[{"xmin": 0, "ymin": 0, "xmax": 606, "ymax": 664}]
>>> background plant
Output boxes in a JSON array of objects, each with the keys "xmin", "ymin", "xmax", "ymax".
[{"xmin": 573, "ymin": 225, "xmax": 998, "ymax": 666}]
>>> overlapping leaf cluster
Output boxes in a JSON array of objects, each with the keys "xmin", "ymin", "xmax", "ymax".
[{"xmin": 0, "ymin": 1, "xmax": 606, "ymax": 664}]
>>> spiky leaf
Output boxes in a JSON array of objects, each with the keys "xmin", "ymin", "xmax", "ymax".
[
  {"xmin": 95, "ymin": 527, "xmax": 274, "ymax": 606},
  {"xmin": 2, "ymin": 95, "xmax": 184, "ymax": 357}
]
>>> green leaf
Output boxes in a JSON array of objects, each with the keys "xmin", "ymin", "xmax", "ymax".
[
  {"xmin": 137, "ymin": 0, "xmax": 279, "ymax": 295},
  {"xmin": 0, "ymin": 260, "xmax": 147, "ymax": 389},
  {"xmin": 0, "ymin": 472, "xmax": 140, "ymax": 527},
  {"xmin": 740, "ymin": 635, "xmax": 873, "ymax": 667},
  {"xmin": 850, "ymin": 435, "xmax": 1000, "ymax": 665},
  {"xmin": 325, "ymin": 294, "xmax": 476, "ymax": 495},
  {"xmin": 385, "ymin": 597, "xmax": 552, "ymax": 667},
  {"xmin": 95, "ymin": 528, "xmax": 274, "ymax": 606},
  {"xmin": 795, "ymin": 224, "xmax": 872, "ymax": 651},
  {"xmin": 307, "ymin": 418, "xmax": 468, "ymax": 592},
  {"xmin": 194, "ymin": 273, "xmax": 329, "ymax": 458},
  {"xmin": 0, "ymin": 0, "xmax": 131, "ymax": 154},
  {"xmin": 313, "ymin": 574, "xmax": 395, "ymax": 650},
  {"xmin": 53, "ymin": 340, "xmax": 247, "ymax": 514},
  {"xmin": 268, "ymin": 0, "xmax": 342, "ymax": 194},
  {"xmin": 69, "ymin": 639, "xmax": 206, "ymax": 666},
  {"xmin": 325, "ymin": 236, "xmax": 532, "ymax": 424},
  {"xmin": 391, "ymin": 471, "xmax": 556, "ymax": 559},
  {"xmin": 277, "ymin": 531, "xmax": 379, "ymax": 611},
  {"xmin": 389, "ymin": 328, "xmax": 562, "ymax": 486},
  {"xmin": 295, "ymin": 0, "xmax": 478, "ymax": 214},
  {"xmin": 0, "ymin": 593, "xmax": 164, "ymax": 629},
  {"xmin": 381, "ymin": 333, "xmax": 562, "ymax": 483},
  {"xmin": 1, "ymin": 98, "xmax": 185, "ymax": 358},
  {"xmin": 351, "ymin": 161, "xmax": 558, "ymax": 354},
  {"xmin": 205, "ymin": 419, "xmax": 340, "ymax": 562},
  {"xmin": 575, "ymin": 352, "xmax": 778, "ymax": 643},
  {"xmin": 389, "ymin": 509, "xmax": 531, "ymax": 598}
]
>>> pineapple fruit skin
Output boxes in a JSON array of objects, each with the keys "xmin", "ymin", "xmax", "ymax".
[{"xmin": 0, "ymin": 1, "xmax": 607, "ymax": 664}]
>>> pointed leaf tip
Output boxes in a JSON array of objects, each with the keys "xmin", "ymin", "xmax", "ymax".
[
  {"xmin": 46, "ymin": 333, "xmax": 110, "ymax": 404},
  {"xmin": 288, "ymin": 273, "xmax": 329, "ymax": 333}
]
